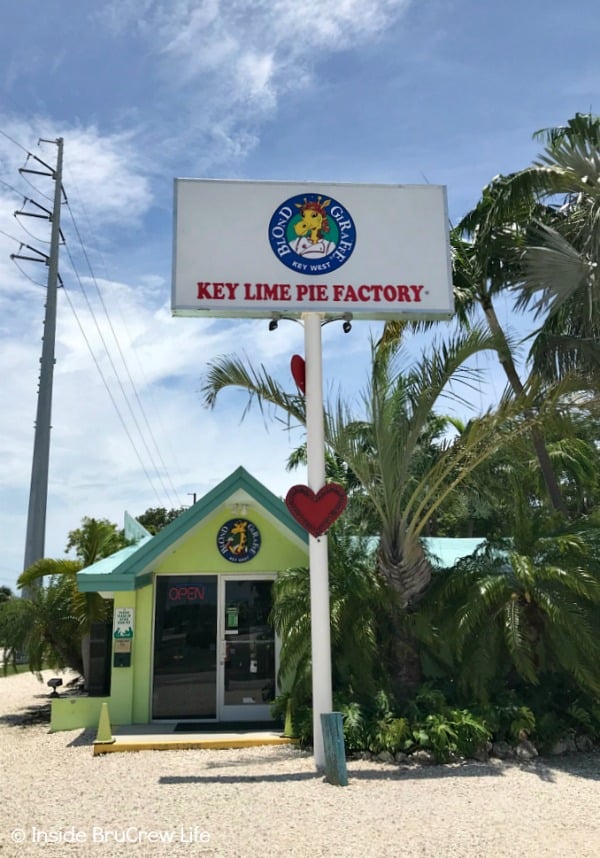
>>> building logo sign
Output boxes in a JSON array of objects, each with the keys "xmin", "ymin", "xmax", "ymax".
[
  {"xmin": 268, "ymin": 194, "xmax": 356, "ymax": 275},
  {"xmin": 217, "ymin": 519, "xmax": 261, "ymax": 563},
  {"xmin": 172, "ymin": 179, "xmax": 454, "ymax": 320}
]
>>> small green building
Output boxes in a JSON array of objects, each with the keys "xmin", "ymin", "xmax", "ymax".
[{"xmin": 50, "ymin": 467, "xmax": 308, "ymax": 732}]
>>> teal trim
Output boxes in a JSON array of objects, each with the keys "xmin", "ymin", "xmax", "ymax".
[
  {"xmin": 77, "ymin": 537, "xmax": 153, "ymax": 588},
  {"xmin": 77, "ymin": 467, "xmax": 308, "ymax": 592}
]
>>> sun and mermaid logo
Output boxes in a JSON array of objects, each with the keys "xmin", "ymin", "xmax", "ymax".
[
  {"xmin": 216, "ymin": 519, "xmax": 261, "ymax": 563},
  {"xmin": 268, "ymin": 193, "xmax": 356, "ymax": 274}
]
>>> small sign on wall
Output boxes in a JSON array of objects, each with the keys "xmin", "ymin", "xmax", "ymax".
[{"xmin": 113, "ymin": 607, "xmax": 134, "ymax": 640}]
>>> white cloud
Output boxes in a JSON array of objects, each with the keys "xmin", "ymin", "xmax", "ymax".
[
  {"xmin": 0, "ymin": 118, "xmax": 152, "ymax": 233},
  {"xmin": 94, "ymin": 0, "xmax": 412, "ymax": 169},
  {"xmin": 60, "ymin": 128, "xmax": 153, "ymax": 227},
  {"xmin": 0, "ymin": 263, "xmax": 312, "ymax": 590}
]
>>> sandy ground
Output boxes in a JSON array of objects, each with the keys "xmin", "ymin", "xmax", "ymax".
[{"xmin": 0, "ymin": 671, "xmax": 599, "ymax": 857}]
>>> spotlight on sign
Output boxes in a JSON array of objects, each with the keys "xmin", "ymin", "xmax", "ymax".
[
  {"xmin": 268, "ymin": 314, "xmax": 281, "ymax": 332},
  {"xmin": 342, "ymin": 313, "xmax": 352, "ymax": 334}
]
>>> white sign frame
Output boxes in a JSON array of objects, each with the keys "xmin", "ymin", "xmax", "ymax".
[{"xmin": 172, "ymin": 179, "xmax": 453, "ymax": 321}]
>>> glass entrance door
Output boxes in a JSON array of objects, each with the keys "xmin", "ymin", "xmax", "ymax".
[
  {"xmin": 220, "ymin": 578, "xmax": 276, "ymax": 721},
  {"xmin": 152, "ymin": 575, "xmax": 276, "ymax": 721},
  {"xmin": 152, "ymin": 576, "xmax": 218, "ymax": 719}
]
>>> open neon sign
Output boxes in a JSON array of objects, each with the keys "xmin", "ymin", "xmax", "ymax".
[{"xmin": 168, "ymin": 586, "xmax": 206, "ymax": 602}]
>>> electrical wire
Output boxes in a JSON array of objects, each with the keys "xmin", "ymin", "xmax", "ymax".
[
  {"xmin": 12, "ymin": 213, "xmax": 51, "ymax": 244},
  {"xmin": 17, "ymin": 168, "xmax": 53, "ymax": 203},
  {"xmin": 11, "ymin": 256, "xmax": 47, "ymax": 290},
  {"xmin": 0, "ymin": 127, "xmax": 55, "ymax": 200},
  {"xmin": 63, "ymin": 195, "xmax": 184, "ymax": 508},
  {"xmin": 59, "ymin": 281, "xmax": 165, "ymax": 507},
  {"xmin": 61, "ymin": 235, "xmax": 177, "ymax": 507},
  {"xmin": 2, "ymin": 128, "xmax": 183, "ymax": 507},
  {"xmin": 0, "ymin": 176, "xmax": 27, "ymax": 199},
  {"xmin": 0, "ymin": 126, "xmax": 32, "ymax": 156},
  {"xmin": 0, "ymin": 227, "xmax": 28, "ymax": 245},
  {"xmin": 63, "ymin": 183, "xmax": 187, "ymax": 508}
]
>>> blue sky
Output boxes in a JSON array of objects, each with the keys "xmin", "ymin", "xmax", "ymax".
[{"xmin": 0, "ymin": 0, "xmax": 598, "ymax": 592}]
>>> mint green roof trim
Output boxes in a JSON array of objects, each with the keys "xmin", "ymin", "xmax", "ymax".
[
  {"xmin": 77, "ymin": 467, "xmax": 308, "ymax": 592},
  {"xmin": 76, "ymin": 536, "xmax": 153, "ymax": 591}
]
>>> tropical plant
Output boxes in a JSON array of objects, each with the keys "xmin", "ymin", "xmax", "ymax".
[
  {"xmin": 433, "ymin": 411, "xmax": 600, "ymax": 535},
  {"xmin": 338, "ymin": 684, "xmax": 492, "ymax": 761},
  {"xmin": 204, "ymin": 328, "xmax": 573, "ymax": 691},
  {"xmin": 66, "ymin": 516, "xmax": 127, "ymax": 563},
  {"xmin": 270, "ymin": 517, "xmax": 388, "ymax": 729},
  {"xmin": 448, "ymin": 187, "xmax": 571, "ymax": 516},
  {"xmin": 134, "ymin": 506, "xmax": 186, "ymax": 535},
  {"xmin": 420, "ymin": 493, "xmax": 600, "ymax": 702},
  {"xmin": 481, "ymin": 113, "xmax": 600, "ymax": 386},
  {"xmin": 207, "ymin": 329, "xmax": 487, "ymax": 604},
  {"xmin": 0, "ymin": 575, "xmax": 84, "ymax": 676},
  {"xmin": 7, "ymin": 517, "xmax": 126, "ymax": 683},
  {"xmin": 18, "ymin": 557, "xmax": 112, "ymax": 636}
]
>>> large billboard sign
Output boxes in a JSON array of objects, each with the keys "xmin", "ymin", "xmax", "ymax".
[{"xmin": 172, "ymin": 179, "xmax": 453, "ymax": 321}]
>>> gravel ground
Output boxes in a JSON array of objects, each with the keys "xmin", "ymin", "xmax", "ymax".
[{"xmin": 1, "ymin": 671, "xmax": 600, "ymax": 857}]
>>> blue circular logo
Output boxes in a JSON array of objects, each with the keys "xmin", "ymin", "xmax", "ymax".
[
  {"xmin": 216, "ymin": 519, "xmax": 261, "ymax": 563},
  {"xmin": 268, "ymin": 193, "xmax": 356, "ymax": 275}
]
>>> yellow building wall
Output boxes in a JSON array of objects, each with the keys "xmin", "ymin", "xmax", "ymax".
[
  {"xmin": 132, "ymin": 584, "xmax": 154, "ymax": 723},
  {"xmin": 51, "ymin": 503, "xmax": 307, "ymax": 731},
  {"xmin": 153, "ymin": 506, "xmax": 307, "ymax": 574}
]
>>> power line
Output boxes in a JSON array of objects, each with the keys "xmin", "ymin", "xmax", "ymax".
[
  {"xmin": 12, "ymin": 213, "xmax": 52, "ymax": 244},
  {"xmin": 0, "ymin": 125, "xmax": 32, "ymax": 156},
  {"xmin": 63, "ymin": 194, "xmax": 183, "ymax": 508},
  {"xmin": 63, "ymin": 181, "xmax": 187, "ymax": 507},
  {"xmin": 11, "ymin": 256, "xmax": 48, "ymax": 289},
  {"xmin": 1, "ymin": 229, "xmax": 49, "ymax": 287},
  {"xmin": 60, "ymin": 226, "xmax": 179, "ymax": 508},
  {"xmin": 0, "ymin": 176, "xmax": 27, "ymax": 199},
  {"xmin": 59, "ymin": 280, "xmax": 166, "ymax": 507},
  {"xmin": 3, "ymin": 130, "xmax": 183, "ymax": 510},
  {"xmin": 0, "ymin": 227, "xmax": 28, "ymax": 245}
]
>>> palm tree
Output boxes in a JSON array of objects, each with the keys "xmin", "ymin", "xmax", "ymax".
[
  {"xmin": 10, "ymin": 517, "xmax": 127, "ymax": 683},
  {"xmin": 18, "ymin": 557, "xmax": 112, "ymax": 637},
  {"xmin": 65, "ymin": 516, "xmax": 127, "ymax": 563},
  {"xmin": 420, "ymin": 484, "xmax": 600, "ymax": 702},
  {"xmin": 448, "ymin": 189, "xmax": 571, "ymax": 516},
  {"xmin": 488, "ymin": 113, "xmax": 600, "ymax": 385},
  {"xmin": 203, "ymin": 327, "xmax": 564, "ymax": 689},
  {"xmin": 271, "ymin": 518, "xmax": 388, "ymax": 732},
  {"xmin": 0, "ymin": 572, "xmax": 84, "ymax": 676}
]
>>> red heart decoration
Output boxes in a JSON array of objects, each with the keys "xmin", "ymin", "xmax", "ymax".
[
  {"xmin": 285, "ymin": 483, "xmax": 348, "ymax": 537},
  {"xmin": 290, "ymin": 354, "xmax": 306, "ymax": 394}
]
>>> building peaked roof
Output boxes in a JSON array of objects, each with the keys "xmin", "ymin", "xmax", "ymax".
[{"xmin": 77, "ymin": 467, "xmax": 307, "ymax": 593}]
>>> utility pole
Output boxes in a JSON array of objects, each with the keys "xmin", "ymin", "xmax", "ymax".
[{"xmin": 18, "ymin": 138, "xmax": 64, "ymax": 575}]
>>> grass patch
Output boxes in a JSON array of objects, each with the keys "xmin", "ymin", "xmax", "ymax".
[{"xmin": 1, "ymin": 663, "xmax": 31, "ymax": 677}]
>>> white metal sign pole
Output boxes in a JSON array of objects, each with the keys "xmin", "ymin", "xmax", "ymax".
[{"xmin": 303, "ymin": 311, "xmax": 333, "ymax": 769}]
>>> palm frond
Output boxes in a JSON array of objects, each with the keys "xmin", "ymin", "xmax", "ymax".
[
  {"xmin": 18, "ymin": 558, "xmax": 82, "ymax": 589},
  {"xmin": 516, "ymin": 224, "xmax": 593, "ymax": 316},
  {"xmin": 202, "ymin": 353, "xmax": 306, "ymax": 427}
]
